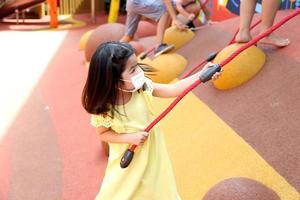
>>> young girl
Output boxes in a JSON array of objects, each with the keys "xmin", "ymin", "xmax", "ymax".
[{"xmin": 82, "ymin": 41, "xmax": 220, "ymax": 200}]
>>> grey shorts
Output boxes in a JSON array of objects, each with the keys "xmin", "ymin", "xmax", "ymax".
[{"xmin": 125, "ymin": 0, "xmax": 176, "ymax": 37}]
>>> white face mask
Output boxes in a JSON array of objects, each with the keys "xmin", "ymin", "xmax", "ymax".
[{"xmin": 119, "ymin": 70, "xmax": 145, "ymax": 92}]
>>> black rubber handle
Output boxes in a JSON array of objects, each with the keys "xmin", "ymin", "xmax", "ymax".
[
  {"xmin": 206, "ymin": 52, "xmax": 218, "ymax": 62},
  {"xmin": 139, "ymin": 52, "xmax": 147, "ymax": 60},
  {"xmin": 120, "ymin": 149, "xmax": 135, "ymax": 168},
  {"xmin": 199, "ymin": 64, "xmax": 221, "ymax": 83}
]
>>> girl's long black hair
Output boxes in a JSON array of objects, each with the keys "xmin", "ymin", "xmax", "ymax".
[{"xmin": 82, "ymin": 41, "xmax": 135, "ymax": 116}]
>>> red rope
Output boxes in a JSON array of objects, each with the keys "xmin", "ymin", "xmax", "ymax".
[
  {"xmin": 181, "ymin": 59, "xmax": 207, "ymax": 79},
  {"xmin": 200, "ymin": 0, "xmax": 209, "ymax": 9},
  {"xmin": 220, "ymin": 9, "xmax": 300, "ymax": 67},
  {"xmin": 129, "ymin": 79, "xmax": 202, "ymax": 151},
  {"xmin": 127, "ymin": 9, "xmax": 300, "ymax": 154},
  {"xmin": 181, "ymin": 19, "xmax": 262, "ymax": 79}
]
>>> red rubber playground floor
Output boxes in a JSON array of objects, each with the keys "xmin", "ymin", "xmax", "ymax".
[{"xmin": 0, "ymin": 10, "xmax": 299, "ymax": 200}]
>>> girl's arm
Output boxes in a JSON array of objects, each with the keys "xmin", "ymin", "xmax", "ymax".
[
  {"xmin": 153, "ymin": 62, "xmax": 221, "ymax": 98},
  {"xmin": 96, "ymin": 126, "xmax": 149, "ymax": 145}
]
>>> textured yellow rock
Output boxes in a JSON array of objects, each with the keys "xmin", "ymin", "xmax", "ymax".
[
  {"xmin": 79, "ymin": 29, "xmax": 94, "ymax": 51},
  {"xmin": 138, "ymin": 53, "xmax": 187, "ymax": 84},
  {"xmin": 163, "ymin": 26, "xmax": 195, "ymax": 51},
  {"xmin": 213, "ymin": 43, "xmax": 266, "ymax": 90},
  {"xmin": 85, "ymin": 23, "xmax": 125, "ymax": 61}
]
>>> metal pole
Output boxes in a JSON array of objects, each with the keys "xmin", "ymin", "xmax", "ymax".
[
  {"xmin": 22, "ymin": 10, "xmax": 25, "ymax": 23},
  {"xmin": 15, "ymin": 9, "xmax": 19, "ymax": 24},
  {"xmin": 91, "ymin": 0, "xmax": 96, "ymax": 23}
]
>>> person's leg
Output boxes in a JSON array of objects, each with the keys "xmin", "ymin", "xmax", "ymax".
[
  {"xmin": 183, "ymin": 3, "xmax": 200, "ymax": 28},
  {"xmin": 136, "ymin": 0, "xmax": 178, "ymax": 56},
  {"xmin": 120, "ymin": 0, "xmax": 141, "ymax": 42},
  {"xmin": 259, "ymin": 0, "xmax": 290, "ymax": 47},
  {"xmin": 156, "ymin": 12, "xmax": 170, "ymax": 45},
  {"xmin": 185, "ymin": 2, "xmax": 200, "ymax": 17},
  {"xmin": 235, "ymin": 0, "xmax": 256, "ymax": 43},
  {"xmin": 120, "ymin": 35, "xmax": 134, "ymax": 43},
  {"xmin": 154, "ymin": 12, "xmax": 175, "ymax": 56}
]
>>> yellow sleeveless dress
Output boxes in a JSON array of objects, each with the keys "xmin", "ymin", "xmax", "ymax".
[{"xmin": 91, "ymin": 78, "xmax": 181, "ymax": 200}]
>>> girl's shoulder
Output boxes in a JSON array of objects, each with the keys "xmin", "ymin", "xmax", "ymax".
[
  {"xmin": 90, "ymin": 113, "xmax": 113, "ymax": 128},
  {"xmin": 90, "ymin": 78, "xmax": 154, "ymax": 129}
]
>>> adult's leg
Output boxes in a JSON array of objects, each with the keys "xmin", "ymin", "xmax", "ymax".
[
  {"xmin": 259, "ymin": 0, "xmax": 290, "ymax": 47},
  {"xmin": 235, "ymin": 0, "xmax": 256, "ymax": 43}
]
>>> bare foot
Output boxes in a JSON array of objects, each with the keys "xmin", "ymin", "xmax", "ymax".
[
  {"xmin": 235, "ymin": 29, "xmax": 252, "ymax": 43},
  {"xmin": 259, "ymin": 33, "xmax": 290, "ymax": 47}
]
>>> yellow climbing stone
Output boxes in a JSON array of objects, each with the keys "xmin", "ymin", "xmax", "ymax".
[
  {"xmin": 163, "ymin": 26, "xmax": 195, "ymax": 51},
  {"xmin": 79, "ymin": 29, "xmax": 94, "ymax": 51},
  {"xmin": 213, "ymin": 43, "xmax": 266, "ymax": 90},
  {"xmin": 138, "ymin": 53, "xmax": 187, "ymax": 84}
]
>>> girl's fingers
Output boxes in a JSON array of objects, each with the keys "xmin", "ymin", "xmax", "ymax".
[
  {"xmin": 140, "ymin": 133, "xmax": 149, "ymax": 144},
  {"xmin": 138, "ymin": 132, "xmax": 149, "ymax": 145},
  {"xmin": 143, "ymin": 132, "xmax": 149, "ymax": 137},
  {"xmin": 203, "ymin": 62, "xmax": 214, "ymax": 70},
  {"xmin": 141, "ymin": 135, "xmax": 146, "ymax": 141},
  {"xmin": 212, "ymin": 72, "xmax": 221, "ymax": 80},
  {"xmin": 143, "ymin": 135, "xmax": 148, "ymax": 140},
  {"xmin": 140, "ymin": 138, "xmax": 146, "ymax": 145}
]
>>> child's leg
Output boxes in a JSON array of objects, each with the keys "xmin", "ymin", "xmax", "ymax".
[
  {"xmin": 120, "ymin": 10, "xmax": 141, "ymax": 43},
  {"xmin": 183, "ymin": 3, "xmax": 200, "ymax": 28},
  {"xmin": 235, "ymin": 0, "xmax": 256, "ymax": 43},
  {"xmin": 126, "ymin": 0, "xmax": 178, "ymax": 55},
  {"xmin": 120, "ymin": 35, "xmax": 134, "ymax": 43},
  {"xmin": 154, "ymin": 12, "xmax": 174, "ymax": 56},
  {"xmin": 259, "ymin": 0, "xmax": 290, "ymax": 47},
  {"xmin": 184, "ymin": 3, "xmax": 200, "ymax": 17},
  {"xmin": 176, "ymin": 14, "xmax": 190, "ymax": 25},
  {"xmin": 156, "ymin": 12, "xmax": 170, "ymax": 45}
]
